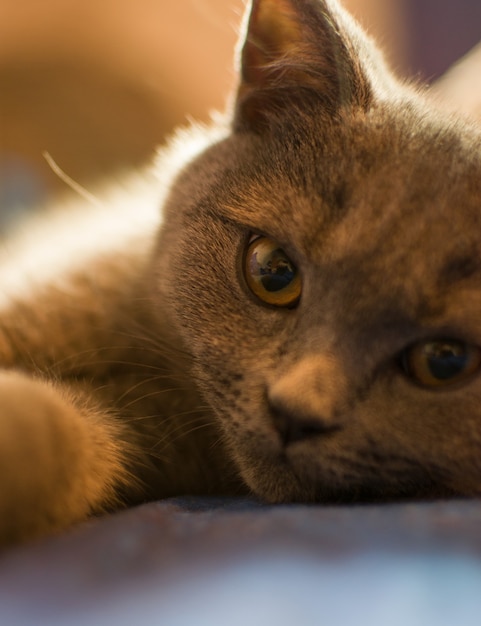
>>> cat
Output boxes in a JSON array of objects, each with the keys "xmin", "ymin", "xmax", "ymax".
[{"xmin": 1, "ymin": 0, "xmax": 481, "ymax": 546}]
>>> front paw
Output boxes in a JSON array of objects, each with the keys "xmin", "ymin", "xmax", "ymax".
[{"xmin": 0, "ymin": 371, "xmax": 123, "ymax": 546}]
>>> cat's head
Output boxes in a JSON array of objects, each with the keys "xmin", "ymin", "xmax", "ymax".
[{"xmin": 154, "ymin": 0, "xmax": 481, "ymax": 502}]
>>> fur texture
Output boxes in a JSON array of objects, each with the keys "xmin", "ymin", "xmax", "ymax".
[{"xmin": 1, "ymin": 0, "xmax": 481, "ymax": 545}]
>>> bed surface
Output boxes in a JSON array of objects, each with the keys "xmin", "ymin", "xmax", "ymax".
[{"xmin": 1, "ymin": 497, "xmax": 481, "ymax": 625}]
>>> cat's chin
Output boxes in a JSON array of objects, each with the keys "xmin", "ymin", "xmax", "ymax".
[
  {"xmin": 243, "ymin": 464, "xmax": 463, "ymax": 505},
  {"xmin": 231, "ymin": 443, "xmax": 465, "ymax": 505},
  {"xmin": 231, "ymin": 447, "xmax": 341, "ymax": 504},
  {"xmin": 239, "ymin": 464, "xmax": 315, "ymax": 505}
]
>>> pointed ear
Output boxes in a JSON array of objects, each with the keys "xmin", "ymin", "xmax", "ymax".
[{"xmin": 233, "ymin": 0, "xmax": 377, "ymax": 133}]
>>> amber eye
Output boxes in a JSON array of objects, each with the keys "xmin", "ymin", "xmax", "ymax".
[
  {"xmin": 244, "ymin": 235, "xmax": 301, "ymax": 307},
  {"xmin": 402, "ymin": 339, "xmax": 481, "ymax": 388}
]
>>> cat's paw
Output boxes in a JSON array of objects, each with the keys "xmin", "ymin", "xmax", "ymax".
[{"xmin": 0, "ymin": 370, "xmax": 125, "ymax": 546}]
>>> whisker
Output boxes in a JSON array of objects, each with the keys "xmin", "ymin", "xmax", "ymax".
[
  {"xmin": 115, "ymin": 373, "xmax": 182, "ymax": 404},
  {"xmin": 118, "ymin": 386, "xmax": 192, "ymax": 412}
]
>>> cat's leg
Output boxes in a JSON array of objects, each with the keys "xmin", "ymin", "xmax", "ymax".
[{"xmin": 0, "ymin": 369, "xmax": 137, "ymax": 546}]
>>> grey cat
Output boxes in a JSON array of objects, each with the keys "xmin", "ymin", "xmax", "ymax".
[{"xmin": 1, "ymin": 0, "xmax": 481, "ymax": 546}]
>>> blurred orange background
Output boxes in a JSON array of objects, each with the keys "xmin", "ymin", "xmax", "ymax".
[{"xmin": 0, "ymin": 0, "xmax": 480, "ymax": 227}]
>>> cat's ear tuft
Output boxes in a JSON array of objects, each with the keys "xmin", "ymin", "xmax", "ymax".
[{"xmin": 233, "ymin": 0, "xmax": 377, "ymax": 133}]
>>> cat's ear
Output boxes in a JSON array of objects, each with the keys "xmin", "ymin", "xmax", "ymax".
[{"xmin": 233, "ymin": 0, "xmax": 383, "ymax": 132}]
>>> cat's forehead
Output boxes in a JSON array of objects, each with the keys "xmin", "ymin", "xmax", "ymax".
[
  {"xmin": 226, "ymin": 109, "xmax": 478, "ymax": 222},
  {"xmin": 221, "ymin": 106, "xmax": 481, "ymax": 257},
  {"xmin": 214, "ymin": 105, "xmax": 481, "ymax": 322}
]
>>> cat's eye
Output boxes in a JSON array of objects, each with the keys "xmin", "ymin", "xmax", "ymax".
[
  {"xmin": 244, "ymin": 235, "xmax": 301, "ymax": 307},
  {"xmin": 402, "ymin": 339, "xmax": 481, "ymax": 388}
]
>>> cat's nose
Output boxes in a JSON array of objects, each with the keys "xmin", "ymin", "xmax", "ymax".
[
  {"xmin": 267, "ymin": 355, "xmax": 346, "ymax": 446},
  {"xmin": 270, "ymin": 407, "xmax": 341, "ymax": 446}
]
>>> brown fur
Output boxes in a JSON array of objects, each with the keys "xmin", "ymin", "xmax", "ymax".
[{"xmin": 1, "ymin": 0, "xmax": 481, "ymax": 545}]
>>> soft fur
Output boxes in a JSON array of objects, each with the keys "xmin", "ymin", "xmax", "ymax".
[{"xmin": 1, "ymin": 0, "xmax": 481, "ymax": 545}]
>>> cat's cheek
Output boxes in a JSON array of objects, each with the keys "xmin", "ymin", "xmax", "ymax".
[{"xmin": 357, "ymin": 381, "xmax": 481, "ymax": 495}]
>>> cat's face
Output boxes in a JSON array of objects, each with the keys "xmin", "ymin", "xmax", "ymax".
[{"xmin": 154, "ymin": 0, "xmax": 481, "ymax": 502}]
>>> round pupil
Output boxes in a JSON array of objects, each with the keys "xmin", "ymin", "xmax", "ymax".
[
  {"xmin": 424, "ymin": 342, "xmax": 468, "ymax": 380},
  {"xmin": 250, "ymin": 246, "xmax": 295, "ymax": 293}
]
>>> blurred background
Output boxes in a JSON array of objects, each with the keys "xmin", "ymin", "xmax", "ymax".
[{"xmin": 0, "ymin": 0, "xmax": 480, "ymax": 230}]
